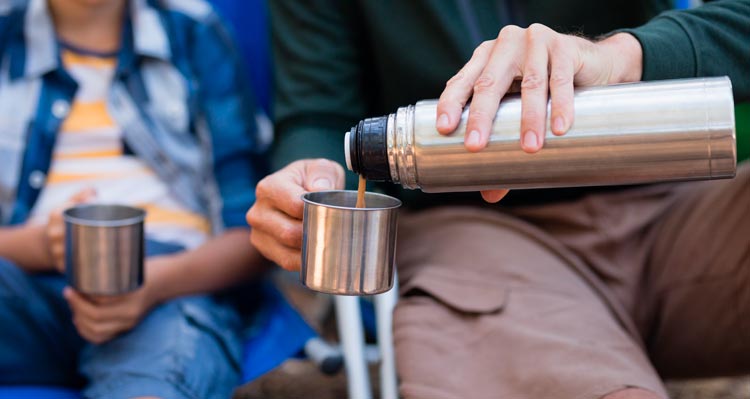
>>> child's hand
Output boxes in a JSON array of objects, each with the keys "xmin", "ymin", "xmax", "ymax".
[
  {"xmin": 63, "ymin": 284, "xmax": 158, "ymax": 344},
  {"xmin": 46, "ymin": 188, "xmax": 97, "ymax": 273}
]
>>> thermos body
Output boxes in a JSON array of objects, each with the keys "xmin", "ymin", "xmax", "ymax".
[{"xmin": 346, "ymin": 77, "xmax": 737, "ymax": 193}]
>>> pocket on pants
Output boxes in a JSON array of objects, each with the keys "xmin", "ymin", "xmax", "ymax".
[{"xmin": 400, "ymin": 267, "xmax": 507, "ymax": 315}]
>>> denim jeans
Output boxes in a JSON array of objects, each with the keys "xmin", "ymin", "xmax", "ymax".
[{"xmin": 0, "ymin": 241, "xmax": 243, "ymax": 399}]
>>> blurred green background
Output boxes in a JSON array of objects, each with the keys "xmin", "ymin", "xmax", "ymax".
[{"xmin": 737, "ymin": 103, "xmax": 749, "ymax": 163}]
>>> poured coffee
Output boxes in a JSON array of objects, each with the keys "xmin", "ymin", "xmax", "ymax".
[{"xmin": 356, "ymin": 175, "xmax": 367, "ymax": 208}]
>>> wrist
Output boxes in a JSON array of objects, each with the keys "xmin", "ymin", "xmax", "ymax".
[
  {"xmin": 600, "ymin": 33, "xmax": 643, "ymax": 84},
  {"xmin": 142, "ymin": 255, "xmax": 180, "ymax": 306},
  {"xmin": 26, "ymin": 224, "xmax": 54, "ymax": 270}
]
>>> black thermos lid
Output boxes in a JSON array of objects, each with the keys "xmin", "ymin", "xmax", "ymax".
[{"xmin": 347, "ymin": 116, "xmax": 391, "ymax": 181}]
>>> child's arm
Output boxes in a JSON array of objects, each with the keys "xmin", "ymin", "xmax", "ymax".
[
  {"xmin": 0, "ymin": 225, "xmax": 53, "ymax": 272},
  {"xmin": 145, "ymin": 227, "xmax": 267, "ymax": 302}
]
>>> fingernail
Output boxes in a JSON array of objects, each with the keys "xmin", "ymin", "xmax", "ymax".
[
  {"xmin": 437, "ymin": 114, "xmax": 450, "ymax": 129},
  {"xmin": 311, "ymin": 178, "xmax": 332, "ymax": 190},
  {"xmin": 553, "ymin": 117, "xmax": 565, "ymax": 133},
  {"xmin": 523, "ymin": 131, "xmax": 538, "ymax": 150},
  {"xmin": 63, "ymin": 287, "xmax": 71, "ymax": 298},
  {"xmin": 467, "ymin": 130, "xmax": 481, "ymax": 147}
]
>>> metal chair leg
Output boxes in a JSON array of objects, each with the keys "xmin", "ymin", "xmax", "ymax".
[
  {"xmin": 374, "ymin": 275, "xmax": 399, "ymax": 399},
  {"xmin": 334, "ymin": 295, "xmax": 372, "ymax": 399}
]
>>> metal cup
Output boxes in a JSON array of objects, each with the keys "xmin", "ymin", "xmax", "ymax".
[
  {"xmin": 63, "ymin": 204, "xmax": 146, "ymax": 295},
  {"xmin": 301, "ymin": 190, "xmax": 401, "ymax": 295}
]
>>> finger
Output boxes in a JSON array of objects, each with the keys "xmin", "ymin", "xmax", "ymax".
[
  {"xmin": 436, "ymin": 40, "xmax": 495, "ymax": 135},
  {"xmin": 47, "ymin": 223, "xmax": 64, "ymax": 241},
  {"xmin": 72, "ymin": 315, "xmax": 120, "ymax": 344},
  {"xmin": 255, "ymin": 173, "xmax": 306, "ymax": 220},
  {"xmin": 71, "ymin": 316, "xmax": 102, "ymax": 344},
  {"xmin": 250, "ymin": 230, "xmax": 302, "ymax": 272},
  {"xmin": 480, "ymin": 189, "xmax": 510, "ymax": 203},
  {"xmin": 70, "ymin": 187, "xmax": 97, "ymax": 203},
  {"xmin": 302, "ymin": 159, "xmax": 345, "ymax": 192},
  {"xmin": 64, "ymin": 287, "xmax": 107, "ymax": 322},
  {"xmin": 247, "ymin": 207, "xmax": 303, "ymax": 249},
  {"xmin": 519, "ymin": 24, "xmax": 552, "ymax": 154},
  {"xmin": 549, "ymin": 38, "xmax": 576, "ymax": 136},
  {"xmin": 89, "ymin": 294, "xmax": 124, "ymax": 306},
  {"xmin": 465, "ymin": 26, "xmax": 524, "ymax": 152}
]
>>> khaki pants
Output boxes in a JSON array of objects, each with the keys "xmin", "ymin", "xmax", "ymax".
[{"xmin": 393, "ymin": 163, "xmax": 750, "ymax": 399}]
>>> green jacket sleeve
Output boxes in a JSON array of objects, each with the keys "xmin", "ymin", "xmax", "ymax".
[
  {"xmin": 622, "ymin": 0, "xmax": 750, "ymax": 101},
  {"xmin": 269, "ymin": 0, "xmax": 367, "ymax": 186}
]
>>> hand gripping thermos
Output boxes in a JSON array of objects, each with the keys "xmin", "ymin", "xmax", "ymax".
[{"xmin": 345, "ymin": 77, "xmax": 736, "ymax": 192}]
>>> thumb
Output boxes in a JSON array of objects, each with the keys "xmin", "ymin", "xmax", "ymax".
[{"xmin": 302, "ymin": 159, "xmax": 345, "ymax": 192}]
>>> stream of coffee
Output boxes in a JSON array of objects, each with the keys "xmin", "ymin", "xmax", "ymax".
[{"xmin": 356, "ymin": 175, "xmax": 366, "ymax": 208}]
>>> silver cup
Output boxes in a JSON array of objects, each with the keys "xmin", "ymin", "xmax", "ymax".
[
  {"xmin": 63, "ymin": 204, "xmax": 146, "ymax": 295},
  {"xmin": 301, "ymin": 190, "xmax": 401, "ymax": 295}
]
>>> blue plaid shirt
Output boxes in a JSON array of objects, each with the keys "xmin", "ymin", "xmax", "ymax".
[{"xmin": 0, "ymin": 0, "xmax": 266, "ymax": 231}]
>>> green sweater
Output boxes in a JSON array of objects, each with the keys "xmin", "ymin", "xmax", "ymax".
[{"xmin": 271, "ymin": 0, "xmax": 749, "ymax": 208}]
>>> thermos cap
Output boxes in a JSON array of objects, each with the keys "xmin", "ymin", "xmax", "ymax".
[{"xmin": 347, "ymin": 116, "xmax": 391, "ymax": 181}]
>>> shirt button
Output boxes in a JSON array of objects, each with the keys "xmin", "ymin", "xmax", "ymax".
[
  {"xmin": 28, "ymin": 170, "xmax": 46, "ymax": 189},
  {"xmin": 52, "ymin": 99, "xmax": 70, "ymax": 119}
]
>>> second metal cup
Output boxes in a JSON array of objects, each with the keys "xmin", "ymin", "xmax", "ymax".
[
  {"xmin": 301, "ymin": 190, "xmax": 401, "ymax": 295},
  {"xmin": 64, "ymin": 204, "xmax": 146, "ymax": 296}
]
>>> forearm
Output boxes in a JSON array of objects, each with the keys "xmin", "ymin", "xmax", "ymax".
[
  {"xmin": 145, "ymin": 228, "xmax": 267, "ymax": 304},
  {"xmin": 0, "ymin": 225, "xmax": 52, "ymax": 272}
]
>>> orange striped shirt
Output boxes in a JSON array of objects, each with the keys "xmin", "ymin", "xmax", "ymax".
[{"xmin": 30, "ymin": 47, "xmax": 210, "ymax": 248}]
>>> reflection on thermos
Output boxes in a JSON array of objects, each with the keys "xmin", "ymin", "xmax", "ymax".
[{"xmin": 345, "ymin": 77, "xmax": 736, "ymax": 193}]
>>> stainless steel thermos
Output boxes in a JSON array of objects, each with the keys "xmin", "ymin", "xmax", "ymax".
[{"xmin": 345, "ymin": 77, "xmax": 737, "ymax": 192}]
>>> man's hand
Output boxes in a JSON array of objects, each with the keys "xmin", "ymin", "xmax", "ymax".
[
  {"xmin": 246, "ymin": 159, "xmax": 345, "ymax": 271},
  {"xmin": 46, "ymin": 188, "xmax": 97, "ymax": 273},
  {"xmin": 435, "ymin": 25, "xmax": 642, "ymax": 202}
]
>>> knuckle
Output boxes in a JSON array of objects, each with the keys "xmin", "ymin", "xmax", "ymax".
[
  {"xmin": 521, "ymin": 73, "xmax": 545, "ymax": 91},
  {"xmin": 312, "ymin": 158, "xmax": 341, "ymax": 174},
  {"xmin": 245, "ymin": 207, "xmax": 259, "ymax": 226},
  {"xmin": 91, "ymin": 324, "xmax": 106, "ymax": 336},
  {"xmin": 255, "ymin": 178, "xmax": 270, "ymax": 198},
  {"xmin": 89, "ymin": 311, "xmax": 103, "ymax": 322},
  {"xmin": 527, "ymin": 23, "xmax": 547, "ymax": 36},
  {"xmin": 526, "ymin": 24, "xmax": 551, "ymax": 42},
  {"xmin": 467, "ymin": 109, "xmax": 492, "ymax": 125},
  {"xmin": 278, "ymin": 226, "xmax": 301, "ymax": 247},
  {"xmin": 249, "ymin": 231, "xmax": 262, "ymax": 248},
  {"xmin": 522, "ymin": 109, "xmax": 543, "ymax": 124},
  {"xmin": 549, "ymin": 71, "xmax": 572, "ymax": 87},
  {"xmin": 473, "ymin": 40, "xmax": 493, "ymax": 56},
  {"xmin": 473, "ymin": 73, "xmax": 497, "ymax": 93},
  {"xmin": 498, "ymin": 25, "xmax": 521, "ymax": 39},
  {"xmin": 279, "ymin": 257, "xmax": 297, "ymax": 272},
  {"xmin": 445, "ymin": 71, "xmax": 464, "ymax": 87},
  {"xmin": 311, "ymin": 158, "xmax": 331, "ymax": 169},
  {"xmin": 438, "ymin": 93, "xmax": 465, "ymax": 111}
]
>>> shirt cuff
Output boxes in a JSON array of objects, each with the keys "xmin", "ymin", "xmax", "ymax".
[{"xmin": 617, "ymin": 15, "xmax": 697, "ymax": 82}]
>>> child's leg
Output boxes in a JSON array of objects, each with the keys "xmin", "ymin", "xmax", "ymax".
[
  {"xmin": 79, "ymin": 295, "xmax": 243, "ymax": 399},
  {"xmin": 0, "ymin": 258, "xmax": 85, "ymax": 386},
  {"xmin": 77, "ymin": 240, "xmax": 242, "ymax": 399}
]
